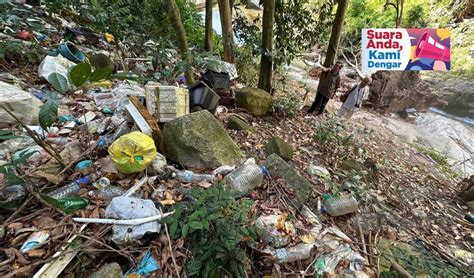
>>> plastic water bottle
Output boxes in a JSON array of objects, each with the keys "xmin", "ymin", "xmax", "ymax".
[
  {"xmin": 273, "ymin": 243, "xmax": 314, "ymax": 263},
  {"xmin": 323, "ymin": 195, "xmax": 358, "ymax": 217},
  {"xmin": 97, "ymin": 186, "xmax": 127, "ymax": 200},
  {"xmin": 173, "ymin": 170, "xmax": 214, "ymax": 183},
  {"xmin": 223, "ymin": 162, "xmax": 263, "ymax": 193},
  {"xmin": 47, "ymin": 177, "xmax": 91, "ymax": 200}
]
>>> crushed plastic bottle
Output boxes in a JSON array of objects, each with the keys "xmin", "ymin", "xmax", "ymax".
[
  {"xmin": 56, "ymin": 196, "xmax": 88, "ymax": 214},
  {"xmin": 46, "ymin": 137, "xmax": 76, "ymax": 145},
  {"xmin": 173, "ymin": 170, "xmax": 214, "ymax": 183},
  {"xmin": 97, "ymin": 186, "xmax": 127, "ymax": 200},
  {"xmin": 273, "ymin": 243, "xmax": 314, "ymax": 263},
  {"xmin": 323, "ymin": 195, "xmax": 358, "ymax": 217},
  {"xmin": 223, "ymin": 159, "xmax": 263, "ymax": 193},
  {"xmin": 47, "ymin": 176, "xmax": 91, "ymax": 200}
]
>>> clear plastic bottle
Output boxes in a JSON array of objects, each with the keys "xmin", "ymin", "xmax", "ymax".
[
  {"xmin": 173, "ymin": 170, "xmax": 214, "ymax": 183},
  {"xmin": 274, "ymin": 243, "xmax": 314, "ymax": 263},
  {"xmin": 223, "ymin": 162, "xmax": 263, "ymax": 193},
  {"xmin": 47, "ymin": 177, "xmax": 91, "ymax": 200},
  {"xmin": 97, "ymin": 186, "xmax": 127, "ymax": 200},
  {"xmin": 323, "ymin": 195, "xmax": 358, "ymax": 217}
]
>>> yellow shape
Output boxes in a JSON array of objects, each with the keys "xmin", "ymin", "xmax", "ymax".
[
  {"xmin": 436, "ymin": 29, "xmax": 450, "ymax": 40},
  {"xmin": 160, "ymin": 199, "xmax": 176, "ymax": 206},
  {"xmin": 109, "ymin": 131, "xmax": 157, "ymax": 173},
  {"xmin": 104, "ymin": 32, "xmax": 115, "ymax": 43},
  {"xmin": 301, "ymin": 234, "xmax": 316, "ymax": 244},
  {"xmin": 410, "ymin": 45, "xmax": 418, "ymax": 62}
]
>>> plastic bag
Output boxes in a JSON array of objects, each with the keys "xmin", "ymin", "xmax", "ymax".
[{"xmin": 108, "ymin": 131, "xmax": 156, "ymax": 173}]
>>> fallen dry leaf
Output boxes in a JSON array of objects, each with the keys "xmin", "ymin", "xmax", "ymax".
[
  {"xmin": 160, "ymin": 199, "xmax": 176, "ymax": 206},
  {"xmin": 198, "ymin": 181, "xmax": 212, "ymax": 188}
]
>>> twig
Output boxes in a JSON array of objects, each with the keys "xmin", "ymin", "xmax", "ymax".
[
  {"xmin": 387, "ymin": 256, "xmax": 413, "ymax": 278},
  {"xmin": 340, "ymin": 51, "xmax": 364, "ymax": 78},
  {"xmin": 160, "ymin": 208, "xmax": 180, "ymax": 278},
  {"xmin": 4, "ymin": 195, "xmax": 34, "ymax": 224},
  {"xmin": 1, "ymin": 105, "xmax": 67, "ymax": 168},
  {"xmin": 72, "ymin": 211, "xmax": 174, "ymax": 225},
  {"xmin": 75, "ymin": 234, "xmax": 135, "ymax": 263},
  {"xmin": 356, "ymin": 214, "xmax": 368, "ymax": 261}
]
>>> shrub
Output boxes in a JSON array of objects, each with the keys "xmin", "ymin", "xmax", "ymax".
[
  {"xmin": 271, "ymin": 93, "xmax": 301, "ymax": 118},
  {"xmin": 162, "ymin": 185, "xmax": 259, "ymax": 277}
]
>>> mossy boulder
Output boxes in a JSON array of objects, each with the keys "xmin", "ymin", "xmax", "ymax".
[
  {"xmin": 227, "ymin": 115, "xmax": 252, "ymax": 131},
  {"xmin": 163, "ymin": 110, "xmax": 244, "ymax": 169},
  {"xmin": 235, "ymin": 87, "xmax": 272, "ymax": 116},
  {"xmin": 90, "ymin": 263, "xmax": 122, "ymax": 278},
  {"xmin": 264, "ymin": 154, "xmax": 312, "ymax": 206},
  {"xmin": 265, "ymin": 136, "xmax": 293, "ymax": 161}
]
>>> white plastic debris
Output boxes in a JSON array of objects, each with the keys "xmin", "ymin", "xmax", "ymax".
[
  {"xmin": 306, "ymin": 164, "xmax": 330, "ymax": 178},
  {"xmin": 104, "ymin": 196, "xmax": 161, "ymax": 244},
  {"xmin": 0, "ymin": 81, "xmax": 42, "ymax": 125},
  {"xmin": 38, "ymin": 55, "xmax": 75, "ymax": 89}
]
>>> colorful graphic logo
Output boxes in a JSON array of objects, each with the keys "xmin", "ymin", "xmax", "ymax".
[{"xmin": 362, "ymin": 28, "xmax": 450, "ymax": 71}]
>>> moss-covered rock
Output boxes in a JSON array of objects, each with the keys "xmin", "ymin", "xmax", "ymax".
[
  {"xmin": 227, "ymin": 115, "xmax": 252, "ymax": 131},
  {"xmin": 163, "ymin": 110, "xmax": 244, "ymax": 169},
  {"xmin": 235, "ymin": 87, "xmax": 272, "ymax": 116},
  {"xmin": 264, "ymin": 154, "xmax": 312, "ymax": 206},
  {"xmin": 265, "ymin": 136, "xmax": 293, "ymax": 161}
]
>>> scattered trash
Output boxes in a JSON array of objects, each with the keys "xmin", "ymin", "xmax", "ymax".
[
  {"xmin": 256, "ymin": 214, "xmax": 293, "ymax": 248},
  {"xmin": 124, "ymin": 250, "xmax": 159, "ymax": 277},
  {"xmin": 202, "ymin": 70, "xmax": 230, "ymax": 90},
  {"xmin": 58, "ymin": 42, "xmax": 85, "ymax": 63},
  {"xmin": 188, "ymin": 81, "xmax": 220, "ymax": 114},
  {"xmin": 104, "ymin": 196, "xmax": 162, "ymax": 244},
  {"xmin": 323, "ymin": 194, "xmax": 358, "ymax": 217},
  {"xmin": 313, "ymin": 243, "xmax": 365, "ymax": 276},
  {"xmin": 154, "ymin": 86, "xmax": 189, "ymax": 122},
  {"xmin": 0, "ymin": 81, "xmax": 42, "ymax": 126},
  {"xmin": 20, "ymin": 230, "xmax": 50, "ymax": 253},
  {"xmin": 273, "ymin": 243, "xmax": 314, "ymax": 263},
  {"xmin": 223, "ymin": 158, "xmax": 263, "ymax": 193},
  {"xmin": 38, "ymin": 55, "xmax": 75, "ymax": 91},
  {"xmin": 46, "ymin": 176, "xmax": 91, "ymax": 199},
  {"xmin": 94, "ymin": 186, "xmax": 127, "ymax": 200},
  {"xmin": 454, "ymin": 249, "xmax": 473, "ymax": 265},
  {"xmin": 306, "ymin": 164, "xmax": 330, "ymax": 178},
  {"xmin": 0, "ymin": 184, "xmax": 26, "ymax": 208},
  {"xmin": 90, "ymin": 262, "xmax": 123, "ymax": 278},
  {"xmin": 149, "ymin": 153, "xmax": 167, "ymax": 174},
  {"xmin": 95, "ymin": 177, "xmax": 111, "ymax": 188},
  {"xmin": 171, "ymin": 168, "xmax": 214, "ymax": 183},
  {"xmin": 75, "ymin": 160, "xmax": 93, "ymax": 171},
  {"xmin": 108, "ymin": 131, "xmax": 157, "ymax": 173},
  {"xmin": 212, "ymin": 165, "xmax": 235, "ymax": 176}
]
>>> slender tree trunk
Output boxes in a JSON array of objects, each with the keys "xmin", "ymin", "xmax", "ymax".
[
  {"xmin": 258, "ymin": 0, "xmax": 275, "ymax": 93},
  {"xmin": 396, "ymin": 0, "xmax": 404, "ymax": 28},
  {"xmin": 164, "ymin": 0, "xmax": 195, "ymax": 85},
  {"xmin": 323, "ymin": 0, "xmax": 349, "ymax": 68},
  {"xmin": 204, "ymin": 0, "xmax": 213, "ymax": 51},
  {"xmin": 218, "ymin": 0, "xmax": 235, "ymax": 63}
]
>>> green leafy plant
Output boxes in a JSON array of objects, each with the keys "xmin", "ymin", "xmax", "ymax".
[
  {"xmin": 70, "ymin": 62, "xmax": 92, "ymax": 86},
  {"xmin": 39, "ymin": 93, "xmax": 60, "ymax": 130},
  {"xmin": 314, "ymin": 117, "xmax": 355, "ymax": 148},
  {"xmin": 271, "ymin": 93, "xmax": 301, "ymax": 118},
  {"xmin": 0, "ymin": 130, "xmax": 23, "ymax": 141},
  {"xmin": 162, "ymin": 185, "xmax": 259, "ymax": 277},
  {"xmin": 47, "ymin": 73, "xmax": 68, "ymax": 93},
  {"xmin": 89, "ymin": 67, "xmax": 113, "ymax": 82}
]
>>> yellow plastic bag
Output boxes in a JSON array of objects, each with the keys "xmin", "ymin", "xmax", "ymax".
[{"xmin": 108, "ymin": 131, "xmax": 157, "ymax": 173}]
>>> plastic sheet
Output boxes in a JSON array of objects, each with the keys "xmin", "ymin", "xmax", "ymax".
[{"xmin": 108, "ymin": 131, "xmax": 156, "ymax": 173}]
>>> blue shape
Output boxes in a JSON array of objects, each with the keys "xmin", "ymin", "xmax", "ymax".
[
  {"xmin": 418, "ymin": 58, "xmax": 434, "ymax": 66},
  {"xmin": 75, "ymin": 160, "xmax": 93, "ymax": 170},
  {"xmin": 124, "ymin": 250, "xmax": 159, "ymax": 277},
  {"xmin": 410, "ymin": 66, "xmax": 423, "ymax": 70},
  {"xmin": 261, "ymin": 165, "xmax": 270, "ymax": 177}
]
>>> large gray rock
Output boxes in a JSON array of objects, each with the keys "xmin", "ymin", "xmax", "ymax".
[
  {"xmin": 91, "ymin": 263, "xmax": 122, "ymax": 278},
  {"xmin": 265, "ymin": 136, "xmax": 293, "ymax": 161},
  {"xmin": 235, "ymin": 87, "xmax": 272, "ymax": 116},
  {"xmin": 163, "ymin": 110, "xmax": 244, "ymax": 168},
  {"xmin": 264, "ymin": 154, "xmax": 313, "ymax": 206}
]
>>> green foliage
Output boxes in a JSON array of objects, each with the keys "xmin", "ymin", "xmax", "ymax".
[
  {"xmin": 274, "ymin": 0, "xmax": 335, "ymax": 66},
  {"xmin": 39, "ymin": 93, "xmax": 60, "ymax": 130},
  {"xmin": 47, "ymin": 73, "xmax": 68, "ymax": 93},
  {"xmin": 271, "ymin": 93, "xmax": 301, "ymax": 118},
  {"xmin": 89, "ymin": 67, "xmax": 113, "ymax": 82},
  {"xmin": 388, "ymin": 246, "xmax": 471, "ymax": 277},
  {"xmin": 0, "ymin": 130, "xmax": 23, "ymax": 141},
  {"xmin": 70, "ymin": 62, "xmax": 92, "ymax": 87},
  {"xmin": 412, "ymin": 143, "xmax": 460, "ymax": 179},
  {"xmin": 162, "ymin": 185, "xmax": 258, "ymax": 277},
  {"xmin": 404, "ymin": 4, "xmax": 426, "ymax": 27},
  {"xmin": 233, "ymin": 6, "xmax": 262, "ymax": 57},
  {"xmin": 313, "ymin": 117, "xmax": 355, "ymax": 150}
]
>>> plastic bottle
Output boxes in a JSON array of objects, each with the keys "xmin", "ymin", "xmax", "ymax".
[
  {"xmin": 47, "ymin": 177, "xmax": 91, "ymax": 200},
  {"xmin": 323, "ymin": 195, "xmax": 358, "ymax": 217},
  {"xmin": 97, "ymin": 186, "xmax": 127, "ymax": 200},
  {"xmin": 173, "ymin": 170, "xmax": 214, "ymax": 183},
  {"xmin": 223, "ymin": 162, "xmax": 263, "ymax": 193},
  {"xmin": 46, "ymin": 137, "xmax": 75, "ymax": 145},
  {"xmin": 56, "ymin": 197, "xmax": 88, "ymax": 214},
  {"xmin": 273, "ymin": 243, "xmax": 314, "ymax": 263}
]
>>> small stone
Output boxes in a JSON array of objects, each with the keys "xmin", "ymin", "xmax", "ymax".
[
  {"xmin": 265, "ymin": 137, "xmax": 293, "ymax": 161},
  {"xmin": 90, "ymin": 262, "xmax": 123, "ymax": 278},
  {"xmin": 227, "ymin": 115, "xmax": 252, "ymax": 131}
]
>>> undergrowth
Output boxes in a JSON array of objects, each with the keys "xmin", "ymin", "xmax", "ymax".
[{"xmin": 412, "ymin": 143, "xmax": 460, "ymax": 179}]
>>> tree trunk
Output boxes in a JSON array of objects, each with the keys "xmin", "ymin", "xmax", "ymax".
[
  {"xmin": 164, "ymin": 0, "xmax": 195, "ymax": 85},
  {"xmin": 323, "ymin": 0, "xmax": 349, "ymax": 68},
  {"xmin": 218, "ymin": 0, "xmax": 235, "ymax": 63},
  {"xmin": 396, "ymin": 0, "xmax": 405, "ymax": 28},
  {"xmin": 258, "ymin": 0, "xmax": 275, "ymax": 93},
  {"xmin": 204, "ymin": 0, "xmax": 213, "ymax": 51}
]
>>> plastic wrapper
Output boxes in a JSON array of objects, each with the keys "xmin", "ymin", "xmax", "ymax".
[
  {"xmin": 104, "ymin": 196, "xmax": 161, "ymax": 244},
  {"xmin": 0, "ymin": 81, "xmax": 42, "ymax": 125},
  {"xmin": 37, "ymin": 55, "xmax": 75, "ymax": 90},
  {"xmin": 124, "ymin": 250, "xmax": 159, "ymax": 276},
  {"xmin": 108, "ymin": 131, "xmax": 157, "ymax": 173},
  {"xmin": 20, "ymin": 230, "xmax": 50, "ymax": 253},
  {"xmin": 313, "ymin": 243, "xmax": 365, "ymax": 275}
]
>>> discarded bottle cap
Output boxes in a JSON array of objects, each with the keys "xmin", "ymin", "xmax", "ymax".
[{"xmin": 98, "ymin": 177, "xmax": 111, "ymax": 188}]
